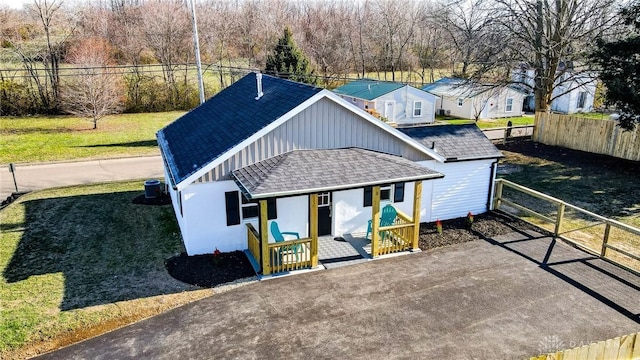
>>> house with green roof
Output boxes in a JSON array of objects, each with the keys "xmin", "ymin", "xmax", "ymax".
[{"xmin": 333, "ymin": 79, "xmax": 438, "ymax": 126}]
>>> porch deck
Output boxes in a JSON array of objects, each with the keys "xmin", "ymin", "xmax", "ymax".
[
  {"xmin": 318, "ymin": 234, "xmax": 419, "ymax": 269},
  {"xmin": 318, "ymin": 235, "xmax": 369, "ymax": 269}
]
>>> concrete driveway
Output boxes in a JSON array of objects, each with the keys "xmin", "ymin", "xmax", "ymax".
[{"xmin": 37, "ymin": 231, "xmax": 640, "ymax": 359}]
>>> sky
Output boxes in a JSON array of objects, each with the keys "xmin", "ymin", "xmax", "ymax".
[{"xmin": 1, "ymin": 0, "xmax": 28, "ymax": 9}]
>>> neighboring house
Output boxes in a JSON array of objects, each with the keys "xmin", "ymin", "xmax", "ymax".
[
  {"xmin": 332, "ymin": 79, "xmax": 438, "ymax": 126},
  {"xmin": 512, "ymin": 67, "xmax": 597, "ymax": 114},
  {"xmin": 422, "ymin": 77, "xmax": 525, "ymax": 120},
  {"xmin": 157, "ymin": 73, "xmax": 502, "ymax": 274}
]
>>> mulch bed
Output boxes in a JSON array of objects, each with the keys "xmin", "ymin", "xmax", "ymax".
[
  {"xmin": 131, "ymin": 193, "xmax": 172, "ymax": 206},
  {"xmin": 165, "ymin": 251, "xmax": 256, "ymax": 288},
  {"xmin": 419, "ymin": 211, "xmax": 546, "ymax": 251}
]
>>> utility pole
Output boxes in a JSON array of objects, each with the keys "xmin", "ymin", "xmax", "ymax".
[{"xmin": 189, "ymin": 0, "xmax": 205, "ymax": 105}]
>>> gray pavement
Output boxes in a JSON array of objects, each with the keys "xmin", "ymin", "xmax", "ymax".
[
  {"xmin": 37, "ymin": 231, "xmax": 640, "ymax": 359},
  {"xmin": 0, "ymin": 156, "xmax": 164, "ymax": 200}
]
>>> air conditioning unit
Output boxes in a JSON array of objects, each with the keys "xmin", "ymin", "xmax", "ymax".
[
  {"xmin": 445, "ymin": 110, "xmax": 451, "ymax": 116},
  {"xmin": 437, "ymin": 109, "xmax": 446, "ymax": 116}
]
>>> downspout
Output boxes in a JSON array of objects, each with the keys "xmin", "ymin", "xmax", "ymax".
[{"xmin": 487, "ymin": 161, "xmax": 498, "ymax": 210}]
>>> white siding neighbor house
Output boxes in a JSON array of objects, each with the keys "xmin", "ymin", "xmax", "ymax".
[
  {"xmin": 157, "ymin": 73, "xmax": 502, "ymax": 275},
  {"xmin": 512, "ymin": 67, "xmax": 597, "ymax": 114},
  {"xmin": 422, "ymin": 78, "xmax": 525, "ymax": 120},
  {"xmin": 333, "ymin": 79, "xmax": 438, "ymax": 126}
]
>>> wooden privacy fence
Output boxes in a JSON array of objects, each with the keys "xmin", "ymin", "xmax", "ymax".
[
  {"xmin": 494, "ymin": 179, "xmax": 640, "ymax": 274},
  {"xmin": 534, "ymin": 112, "xmax": 640, "ymax": 161},
  {"xmin": 531, "ymin": 332, "xmax": 640, "ymax": 360}
]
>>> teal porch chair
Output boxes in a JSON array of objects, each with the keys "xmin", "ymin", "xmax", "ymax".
[
  {"xmin": 365, "ymin": 204, "xmax": 398, "ymax": 240},
  {"xmin": 270, "ymin": 221, "xmax": 303, "ymax": 260}
]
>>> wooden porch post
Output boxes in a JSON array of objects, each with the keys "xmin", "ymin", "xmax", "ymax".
[
  {"xmin": 412, "ymin": 181, "xmax": 422, "ymax": 250},
  {"xmin": 259, "ymin": 200, "xmax": 270, "ymax": 275},
  {"xmin": 309, "ymin": 193, "xmax": 319, "ymax": 267},
  {"xmin": 371, "ymin": 186, "xmax": 381, "ymax": 258}
]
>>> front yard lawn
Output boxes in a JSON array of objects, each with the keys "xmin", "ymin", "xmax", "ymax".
[
  {"xmin": 437, "ymin": 115, "xmax": 534, "ymax": 129},
  {"xmin": 0, "ymin": 111, "xmax": 185, "ymax": 164},
  {"xmin": 0, "ymin": 181, "xmax": 218, "ymax": 359}
]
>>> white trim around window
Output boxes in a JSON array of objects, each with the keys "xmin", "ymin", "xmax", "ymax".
[
  {"xmin": 506, "ymin": 97, "xmax": 514, "ymax": 112},
  {"xmin": 457, "ymin": 98, "xmax": 464, "ymax": 107},
  {"xmin": 413, "ymin": 101, "xmax": 422, "ymax": 117}
]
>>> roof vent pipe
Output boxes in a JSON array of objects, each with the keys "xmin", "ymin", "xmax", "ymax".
[
  {"xmin": 255, "ymin": 72, "xmax": 263, "ymax": 100},
  {"xmin": 431, "ymin": 141, "xmax": 437, "ymax": 152}
]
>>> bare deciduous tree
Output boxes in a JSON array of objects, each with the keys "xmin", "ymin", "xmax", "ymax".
[
  {"xmin": 142, "ymin": 1, "xmax": 191, "ymax": 108},
  {"xmin": 496, "ymin": 0, "xmax": 619, "ymax": 112},
  {"xmin": 26, "ymin": 0, "xmax": 75, "ymax": 111},
  {"xmin": 60, "ymin": 38, "xmax": 123, "ymax": 129}
]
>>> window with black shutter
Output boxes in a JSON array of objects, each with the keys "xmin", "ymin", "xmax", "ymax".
[
  {"xmin": 225, "ymin": 191, "xmax": 241, "ymax": 226},
  {"xmin": 363, "ymin": 186, "xmax": 373, "ymax": 207},
  {"xmin": 241, "ymin": 194, "xmax": 259, "ymax": 220},
  {"xmin": 394, "ymin": 182, "xmax": 405, "ymax": 202},
  {"xmin": 267, "ymin": 198, "xmax": 277, "ymax": 220},
  {"xmin": 364, "ymin": 183, "xmax": 405, "ymax": 206}
]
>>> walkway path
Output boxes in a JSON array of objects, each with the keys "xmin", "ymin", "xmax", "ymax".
[
  {"xmin": 1, "ymin": 156, "xmax": 163, "ymax": 200},
  {"xmin": 37, "ymin": 231, "xmax": 640, "ymax": 359}
]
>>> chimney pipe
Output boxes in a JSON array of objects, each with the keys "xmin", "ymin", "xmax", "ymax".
[{"xmin": 255, "ymin": 72, "xmax": 263, "ymax": 100}]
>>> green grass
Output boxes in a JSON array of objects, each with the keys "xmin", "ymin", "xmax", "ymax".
[
  {"xmin": 568, "ymin": 112, "xmax": 614, "ymax": 120},
  {"xmin": 0, "ymin": 181, "xmax": 213, "ymax": 359},
  {"xmin": 498, "ymin": 143, "xmax": 640, "ymax": 270},
  {"xmin": 437, "ymin": 115, "xmax": 535, "ymax": 129},
  {"xmin": 0, "ymin": 111, "xmax": 185, "ymax": 164}
]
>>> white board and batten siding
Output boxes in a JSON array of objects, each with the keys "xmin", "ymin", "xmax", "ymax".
[
  {"xmin": 194, "ymin": 97, "xmax": 431, "ymax": 183},
  {"xmin": 418, "ymin": 159, "xmax": 495, "ymax": 222}
]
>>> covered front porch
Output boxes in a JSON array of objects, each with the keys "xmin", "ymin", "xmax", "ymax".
[{"xmin": 232, "ymin": 148, "xmax": 443, "ymax": 276}]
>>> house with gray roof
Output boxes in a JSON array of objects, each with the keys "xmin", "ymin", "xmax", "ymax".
[
  {"xmin": 423, "ymin": 78, "xmax": 525, "ymax": 120},
  {"xmin": 398, "ymin": 124, "xmax": 503, "ymax": 221},
  {"xmin": 157, "ymin": 73, "xmax": 502, "ymax": 275},
  {"xmin": 333, "ymin": 79, "xmax": 438, "ymax": 126}
]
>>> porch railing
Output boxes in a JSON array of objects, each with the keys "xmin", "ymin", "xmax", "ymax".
[
  {"xmin": 247, "ymin": 223, "xmax": 261, "ymax": 266},
  {"xmin": 375, "ymin": 210, "xmax": 415, "ymax": 256},
  {"xmin": 268, "ymin": 237, "xmax": 313, "ymax": 273}
]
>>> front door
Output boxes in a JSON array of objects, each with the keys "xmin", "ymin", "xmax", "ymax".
[
  {"xmin": 384, "ymin": 100, "xmax": 395, "ymax": 122},
  {"xmin": 317, "ymin": 192, "xmax": 331, "ymax": 236}
]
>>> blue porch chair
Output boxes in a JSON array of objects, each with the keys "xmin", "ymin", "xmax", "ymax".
[
  {"xmin": 365, "ymin": 204, "xmax": 398, "ymax": 240},
  {"xmin": 270, "ymin": 221, "xmax": 303, "ymax": 260}
]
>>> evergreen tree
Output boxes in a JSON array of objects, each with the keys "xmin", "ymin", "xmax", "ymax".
[
  {"xmin": 265, "ymin": 27, "xmax": 316, "ymax": 84},
  {"xmin": 591, "ymin": 1, "xmax": 640, "ymax": 130}
]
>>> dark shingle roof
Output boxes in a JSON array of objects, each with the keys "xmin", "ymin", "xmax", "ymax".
[
  {"xmin": 231, "ymin": 148, "xmax": 443, "ymax": 199},
  {"xmin": 333, "ymin": 79, "xmax": 404, "ymax": 100},
  {"xmin": 398, "ymin": 124, "xmax": 503, "ymax": 162},
  {"xmin": 157, "ymin": 74, "xmax": 323, "ymax": 186}
]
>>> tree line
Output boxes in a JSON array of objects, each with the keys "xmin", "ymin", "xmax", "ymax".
[{"xmin": 0, "ymin": 0, "xmax": 634, "ymax": 128}]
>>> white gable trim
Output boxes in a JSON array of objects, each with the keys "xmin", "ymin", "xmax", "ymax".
[
  {"xmin": 322, "ymin": 91, "xmax": 444, "ymax": 161},
  {"xmin": 175, "ymin": 89, "xmax": 444, "ymax": 191},
  {"xmin": 402, "ymin": 85, "xmax": 440, "ymax": 101}
]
